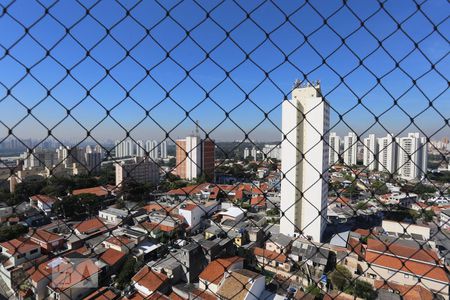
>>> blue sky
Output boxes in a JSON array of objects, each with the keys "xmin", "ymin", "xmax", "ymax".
[{"xmin": 0, "ymin": 0, "xmax": 448, "ymax": 144}]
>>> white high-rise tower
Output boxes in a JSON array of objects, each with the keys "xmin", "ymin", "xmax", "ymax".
[
  {"xmin": 328, "ymin": 132, "xmax": 340, "ymax": 166},
  {"xmin": 398, "ymin": 133, "xmax": 427, "ymax": 180},
  {"xmin": 160, "ymin": 141, "xmax": 167, "ymax": 159},
  {"xmin": 378, "ymin": 134, "xmax": 397, "ymax": 173},
  {"xmin": 280, "ymin": 81, "xmax": 329, "ymax": 242},
  {"xmin": 363, "ymin": 134, "xmax": 378, "ymax": 171},
  {"xmin": 343, "ymin": 132, "xmax": 358, "ymax": 166}
]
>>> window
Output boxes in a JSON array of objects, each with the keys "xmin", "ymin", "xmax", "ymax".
[{"xmin": 30, "ymin": 249, "xmax": 39, "ymax": 255}]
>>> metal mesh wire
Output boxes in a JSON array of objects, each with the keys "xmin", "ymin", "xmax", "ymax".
[{"xmin": 0, "ymin": 0, "xmax": 448, "ymax": 299}]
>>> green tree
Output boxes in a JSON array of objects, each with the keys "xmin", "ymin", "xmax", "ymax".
[
  {"xmin": 351, "ymin": 280, "xmax": 376, "ymax": 300},
  {"xmin": 116, "ymin": 256, "xmax": 136, "ymax": 289},
  {"xmin": 330, "ymin": 265, "xmax": 352, "ymax": 291},
  {"xmin": 371, "ymin": 180, "xmax": 388, "ymax": 195},
  {"xmin": 0, "ymin": 224, "xmax": 28, "ymax": 242}
]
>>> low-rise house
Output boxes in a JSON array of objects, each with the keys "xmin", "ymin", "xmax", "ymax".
[
  {"xmin": 0, "ymin": 238, "xmax": 43, "ymax": 289},
  {"xmin": 29, "ymin": 195, "xmax": 57, "ymax": 215},
  {"xmin": 253, "ymin": 247, "xmax": 291, "ymax": 272},
  {"xmin": 265, "ymin": 233, "xmax": 292, "ymax": 254},
  {"xmin": 28, "ymin": 228, "xmax": 65, "ymax": 253},
  {"xmin": 98, "ymin": 208, "xmax": 129, "ymax": 225},
  {"xmin": 132, "ymin": 266, "xmax": 170, "ymax": 297},
  {"xmin": 103, "ymin": 236, "xmax": 136, "ymax": 254},
  {"xmin": 72, "ymin": 185, "xmax": 116, "ymax": 197},
  {"xmin": 198, "ymin": 256, "xmax": 244, "ymax": 294},
  {"xmin": 379, "ymin": 193, "xmax": 418, "ymax": 208},
  {"xmin": 47, "ymin": 258, "xmax": 101, "ymax": 300},
  {"xmin": 217, "ymin": 269, "xmax": 265, "ymax": 300},
  {"xmin": 98, "ymin": 248, "xmax": 126, "ymax": 277},
  {"xmin": 363, "ymin": 238, "xmax": 449, "ymax": 299}
]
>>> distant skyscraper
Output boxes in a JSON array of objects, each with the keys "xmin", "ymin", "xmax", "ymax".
[
  {"xmin": 160, "ymin": 141, "xmax": 167, "ymax": 159},
  {"xmin": 250, "ymin": 147, "xmax": 257, "ymax": 160},
  {"xmin": 378, "ymin": 134, "xmax": 397, "ymax": 173},
  {"xmin": 328, "ymin": 132, "xmax": 340, "ymax": 166},
  {"xmin": 243, "ymin": 147, "xmax": 250, "ymax": 159},
  {"xmin": 363, "ymin": 134, "xmax": 378, "ymax": 171},
  {"xmin": 343, "ymin": 132, "xmax": 358, "ymax": 166},
  {"xmin": 176, "ymin": 135, "xmax": 215, "ymax": 181},
  {"xmin": 136, "ymin": 140, "xmax": 145, "ymax": 157},
  {"xmin": 398, "ymin": 133, "xmax": 427, "ymax": 180},
  {"xmin": 150, "ymin": 140, "xmax": 158, "ymax": 159},
  {"xmin": 280, "ymin": 81, "xmax": 329, "ymax": 242}
]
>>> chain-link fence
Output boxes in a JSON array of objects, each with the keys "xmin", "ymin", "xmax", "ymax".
[{"xmin": 0, "ymin": 0, "xmax": 449, "ymax": 299}]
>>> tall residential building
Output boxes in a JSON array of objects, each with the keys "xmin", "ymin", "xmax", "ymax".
[
  {"xmin": 328, "ymin": 132, "xmax": 340, "ymax": 166},
  {"xmin": 363, "ymin": 134, "xmax": 378, "ymax": 171},
  {"xmin": 176, "ymin": 136, "xmax": 215, "ymax": 181},
  {"xmin": 280, "ymin": 81, "xmax": 329, "ymax": 242},
  {"xmin": 398, "ymin": 133, "xmax": 427, "ymax": 180},
  {"xmin": 149, "ymin": 140, "xmax": 158, "ymax": 159},
  {"xmin": 160, "ymin": 141, "xmax": 167, "ymax": 159},
  {"xmin": 262, "ymin": 144, "xmax": 282, "ymax": 160},
  {"xmin": 250, "ymin": 147, "xmax": 257, "ymax": 160},
  {"xmin": 377, "ymin": 134, "xmax": 397, "ymax": 173},
  {"xmin": 136, "ymin": 140, "xmax": 145, "ymax": 157},
  {"xmin": 343, "ymin": 132, "xmax": 358, "ymax": 166},
  {"xmin": 115, "ymin": 157, "xmax": 160, "ymax": 187},
  {"xmin": 243, "ymin": 147, "xmax": 250, "ymax": 159},
  {"xmin": 85, "ymin": 145, "xmax": 103, "ymax": 174}
]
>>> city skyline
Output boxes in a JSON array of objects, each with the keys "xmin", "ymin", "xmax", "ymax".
[{"xmin": 0, "ymin": 1, "xmax": 448, "ymax": 142}]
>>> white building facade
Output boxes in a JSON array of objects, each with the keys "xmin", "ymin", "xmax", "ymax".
[
  {"xmin": 280, "ymin": 81, "xmax": 329, "ymax": 242},
  {"xmin": 377, "ymin": 133, "xmax": 397, "ymax": 173},
  {"xmin": 328, "ymin": 132, "xmax": 340, "ymax": 166},
  {"xmin": 363, "ymin": 134, "xmax": 378, "ymax": 171},
  {"xmin": 343, "ymin": 132, "xmax": 357, "ymax": 166}
]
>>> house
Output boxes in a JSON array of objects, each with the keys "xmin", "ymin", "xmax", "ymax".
[
  {"xmin": 363, "ymin": 238, "xmax": 449, "ymax": 299},
  {"xmin": 131, "ymin": 265, "xmax": 170, "ymax": 297},
  {"xmin": 250, "ymin": 196, "xmax": 266, "ymax": 211},
  {"xmin": 0, "ymin": 238, "xmax": 43, "ymax": 289},
  {"xmin": 98, "ymin": 208, "xmax": 129, "ymax": 224},
  {"xmin": 379, "ymin": 193, "xmax": 418, "ymax": 208},
  {"xmin": 217, "ymin": 269, "xmax": 265, "ymax": 300},
  {"xmin": 28, "ymin": 229, "xmax": 65, "ymax": 253},
  {"xmin": 29, "ymin": 194, "xmax": 57, "ymax": 215},
  {"xmin": 216, "ymin": 206, "xmax": 246, "ymax": 223},
  {"xmin": 103, "ymin": 236, "xmax": 136, "ymax": 254},
  {"xmin": 98, "ymin": 248, "xmax": 126, "ymax": 277},
  {"xmin": 72, "ymin": 185, "xmax": 116, "ymax": 197},
  {"xmin": 198, "ymin": 256, "xmax": 244, "ymax": 294},
  {"xmin": 47, "ymin": 258, "xmax": 101, "ymax": 300},
  {"xmin": 265, "ymin": 233, "xmax": 292, "ymax": 254},
  {"xmin": 253, "ymin": 247, "xmax": 291, "ymax": 273},
  {"xmin": 73, "ymin": 217, "xmax": 112, "ymax": 236}
]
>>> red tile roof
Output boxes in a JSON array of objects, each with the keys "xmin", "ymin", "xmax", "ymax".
[
  {"xmin": 29, "ymin": 229, "xmax": 63, "ymax": 243},
  {"xmin": 250, "ymin": 196, "xmax": 266, "ymax": 207},
  {"xmin": 105, "ymin": 236, "xmax": 133, "ymax": 247},
  {"xmin": 74, "ymin": 217, "xmax": 110, "ymax": 235},
  {"xmin": 72, "ymin": 185, "xmax": 115, "ymax": 196},
  {"xmin": 84, "ymin": 287, "xmax": 118, "ymax": 300},
  {"xmin": 374, "ymin": 280, "xmax": 434, "ymax": 300},
  {"xmin": 0, "ymin": 238, "xmax": 40, "ymax": 255},
  {"xmin": 253, "ymin": 247, "xmax": 287, "ymax": 263},
  {"xmin": 179, "ymin": 203, "xmax": 198, "ymax": 211},
  {"xmin": 132, "ymin": 266, "xmax": 168, "ymax": 293},
  {"xmin": 99, "ymin": 248, "xmax": 126, "ymax": 266},
  {"xmin": 367, "ymin": 239, "xmax": 440, "ymax": 263},
  {"xmin": 199, "ymin": 256, "xmax": 244, "ymax": 284},
  {"xmin": 30, "ymin": 194, "xmax": 56, "ymax": 204},
  {"xmin": 366, "ymin": 252, "xmax": 449, "ymax": 283}
]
